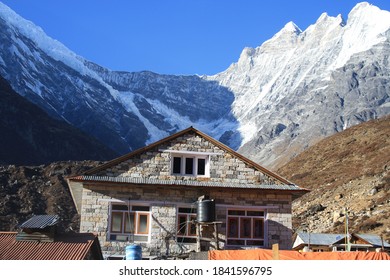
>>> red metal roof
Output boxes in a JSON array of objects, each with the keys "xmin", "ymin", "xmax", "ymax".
[{"xmin": 0, "ymin": 232, "xmax": 103, "ymax": 260}]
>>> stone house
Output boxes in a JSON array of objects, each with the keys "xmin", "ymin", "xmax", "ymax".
[{"xmin": 68, "ymin": 127, "xmax": 308, "ymax": 259}]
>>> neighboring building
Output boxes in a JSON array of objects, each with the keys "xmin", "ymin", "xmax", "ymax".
[
  {"xmin": 293, "ymin": 232, "xmax": 390, "ymax": 252},
  {"xmin": 0, "ymin": 215, "xmax": 103, "ymax": 260},
  {"xmin": 68, "ymin": 127, "xmax": 308, "ymax": 259}
]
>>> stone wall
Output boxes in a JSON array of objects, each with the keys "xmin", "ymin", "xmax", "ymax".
[
  {"xmin": 79, "ymin": 183, "xmax": 293, "ymax": 258},
  {"xmin": 95, "ymin": 132, "xmax": 283, "ymax": 185}
]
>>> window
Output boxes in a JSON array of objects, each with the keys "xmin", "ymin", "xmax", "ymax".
[
  {"xmin": 177, "ymin": 207, "xmax": 197, "ymax": 243},
  {"xmin": 109, "ymin": 204, "xmax": 150, "ymax": 242},
  {"xmin": 171, "ymin": 154, "xmax": 209, "ymax": 177},
  {"xmin": 226, "ymin": 209, "xmax": 265, "ymax": 247}
]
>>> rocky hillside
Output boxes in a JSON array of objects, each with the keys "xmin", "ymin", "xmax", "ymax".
[
  {"xmin": 278, "ymin": 115, "xmax": 390, "ymax": 242},
  {"xmin": 0, "ymin": 161, "xmax": 100, "ymax": 232}
]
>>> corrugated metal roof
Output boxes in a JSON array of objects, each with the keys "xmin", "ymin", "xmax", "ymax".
[
  {"xmin": 19, "ymin": 215, "xmax": 60, "ymax": 229},
  {"xmin": 295, "ymin": 232, "xmax": 344, "ymax": 246},
  {"xmin": 77, "ymin": 175, "xmax": 303, "ymax": 191},
  {"xmin": 354, "ymin": 234, "xmax": 390, "ymax": 247},
  {"xmin": 294, "ymin": 232, "xmax": 390, "ymax": 249},
  {"xmin": 0, "ymin": 232, "xmax": 103, "ymax": 260}
]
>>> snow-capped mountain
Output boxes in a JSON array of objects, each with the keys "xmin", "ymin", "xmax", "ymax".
[
  {"xmin": 209, "ymin": 2, "xmax": 390, "ymax": 168},
  {"xmin": 0, "ymin": 2, "xmax": 240, "ymax": 156},
  {"xmin": 0, "ymin": 2, "xmax": 389, "ymax": 169}
]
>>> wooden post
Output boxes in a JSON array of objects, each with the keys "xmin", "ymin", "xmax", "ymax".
[
  {"xmin": 272, "ymin": 243, "xmax": 280, "ymax": 260},
  {"xmin": 196, "ymin": 223, "xmax": 201, "ymax": 252},
  {"xmin": 214, "ymin": 222, "xmax": 219, "ymax": 250}
]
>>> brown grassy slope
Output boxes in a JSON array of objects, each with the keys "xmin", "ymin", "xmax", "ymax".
[{"xmin": 278, "ymin": 115, "xmax": 390, "ymax": 242}]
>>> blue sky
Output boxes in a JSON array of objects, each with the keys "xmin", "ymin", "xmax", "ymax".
[{"xmin": 2, "ymin": 0, "xmax": 390, "ymax": 75}]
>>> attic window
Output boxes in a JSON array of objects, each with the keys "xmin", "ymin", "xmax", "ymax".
[{"xmin": 171, "ymin": 154, "xmax": 209, "ymax": 177}]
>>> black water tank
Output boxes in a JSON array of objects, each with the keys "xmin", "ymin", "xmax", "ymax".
[{"xmin": 196, "ymin": 199, "xmax": 215, "ymax": 222}]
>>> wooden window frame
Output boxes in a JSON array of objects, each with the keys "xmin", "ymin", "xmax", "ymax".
[
  {"xmin": 226, "ymin": 208, "xmax": 266, "ymax": 247},
  {"xmin": 137, "ymin": 213, "xmax": 149, "ymax": 234},
  {"xmin": 227, "ymin": 217, "xmax": 239, "ymax": 238},
  {"xmin": 171, "ymin": 154, "xmax": 209, "ymax": 177},
  {"xmin": 109, "ymin": 204, "xmax": 150, "ymax": 242},
  {"xmin": 110, "ymin": 212, "xmax": 124, "ymax": 233}
]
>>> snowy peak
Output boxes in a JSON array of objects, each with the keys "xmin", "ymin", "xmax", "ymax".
[
  {"xmin": 280, "ymin": 21, "xmax": 302, "ymax": 35},
  {"xmin": 266, "ymin": 21, "xmax": 301, "ymax": 44},
  {"xmin": 210, "ymin": 2, "xmax": 390, "ymax": 168},
  {"xmin": 0, "ymin": 2, "xmax": 100, "ymax": 78},
  {"xmin": 332, "ymin": 1, "xmax": 390, "ymax": 68}
]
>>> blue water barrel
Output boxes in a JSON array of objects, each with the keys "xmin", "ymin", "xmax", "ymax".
[{"xmin": 126, "ymin": 244, "xmax": 142, "ymax": 260}]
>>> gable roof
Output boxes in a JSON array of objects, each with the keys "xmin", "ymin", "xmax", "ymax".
[
  {"xmin": 292, "ymin": 232, "xmax": 344, "ymax": 249},
  {"xmin": 293, "ymin": 232, "xmax": 390, "ymax": 250},
  {"xmin": 0, "ymin": 232, "xmax": 103, "ymax": 260},
  {"xmin": 351, "ymin": 233, "xmax": 390, "ymax": 247},
  {"xmin": 81, "ymin": 127, "xmax": 297, "ymax": 186}
]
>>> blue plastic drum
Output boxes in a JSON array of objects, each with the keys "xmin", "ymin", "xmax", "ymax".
[{"xmin": 125, "ymin": 244, "xmax": 142, "ymax": 260}]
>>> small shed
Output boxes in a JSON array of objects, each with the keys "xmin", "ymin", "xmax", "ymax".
[
  {"xmin": 0, "ymin": 215, "xmax": 103, "ymax": 260},
  {"xmin": 293, "ymin": 232, "xmax": 390, "ymax": 252},
  {"xmin": 292, "ymin": 232, "xmax": 343, "ymax": 251}
]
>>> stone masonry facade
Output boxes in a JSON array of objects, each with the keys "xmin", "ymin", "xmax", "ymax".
[
  {"xmin": 95, "ymin": 132, "xmax": 284, "ymax": 186},
  {"xmin": 80, "ymin": 183, "xmax": 293, "ymax": 257},
  {"xmin": 75, "ymin": 129, "xmax": 298, "ymax": 258}
]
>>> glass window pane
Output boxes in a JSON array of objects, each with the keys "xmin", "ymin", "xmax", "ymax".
[
  {"xmin": 253, "ymin": 218, "xmax": 264, "ymax": 238},
  {"xmin": 132, "ymin": 206, "xmax": 150, "ymax": 211},
  {"xmin": 189, "ymin": 215, "xmax": 197, "ymax": 235},
  {"xmin": 227, "ymin": 239, "xmax": 245, "ymax": 246},
  {"xmin": 112, "ymin": 204, "xmax": 129, "ymax": 211},
  {"xmin": 228, "ymin": 217, "xmax": 239, "ymax": 238},
  {"xmin": 178, "ymin": 215, "xmax": 187, "ymax": 235},
  {"xmin": 247, "ymin": 240, "xmax": 264, "ymax": 246},
  {"xmin": 247, "ymin": 211, "xmax": 264, "ymax": 217},
  {"xmin": 173, "ymin": 157, "xmax": 181, "ymax": 174},
  {"xmin": 134, "ymin": 235, "xmax": 149, "ymax": 242},
  {"xmin": 228, "ymin": 210, "xmax": 245, "ymax": 216},
  {"xmin": 111, "ymin": 212, "xmax": 123, "ymax": 233},
  {"xmin": 179, "ymin": 207, "xmax": 196, "ymax": 214},
  {"xmin": 124, "ymin": 213, "xmax": 135, "ymax": 233},
  {"xmin": 138, "ymin": 214, "xmax": 149, "ymax": 234},
  {"xmin": 185, "ymin": 158, "xmax": 194, "ymax": 174},
  {"xmin": 241, "ymin": 218, "xmax": 252, "ymax": 238},
  {"xmin": 197, "ymin": 158, "xmax": 206, "ymax": 175}
]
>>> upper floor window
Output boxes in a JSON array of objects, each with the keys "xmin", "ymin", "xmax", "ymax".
[{"xmin": 172, "ymin": 154, "xmax": 209, "ymax": 177}]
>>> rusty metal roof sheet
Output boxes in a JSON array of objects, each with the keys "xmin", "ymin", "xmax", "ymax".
[
  {"xmin": 0, "ymin": 232, "xmax": 103, "ymax": 260},
  {"xmin": 76, "ymin": 175, "xmax": 304, "ymax": 191},
  {"xmin": 19, "ymin": 215, "xmax": 60, "ymax": 229}
]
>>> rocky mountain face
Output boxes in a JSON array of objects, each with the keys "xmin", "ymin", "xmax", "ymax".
[
  {"xmin": 0, "ymin": 75, "xmax": 117, "ymax": 165},
  {"xmin": 0, "ymin": 2, "xmax": 239, "ymax": 157},
  {"xmin": 210, "ymin": 2, "xmax": 390, "ymax": 169},
  {"xmin": 278, "ymin": 115, "xmax": 390, "ymax": 242},
  {"xmin": 0, "ymin": 2, "xmax": 389, "ymax": 169}
]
